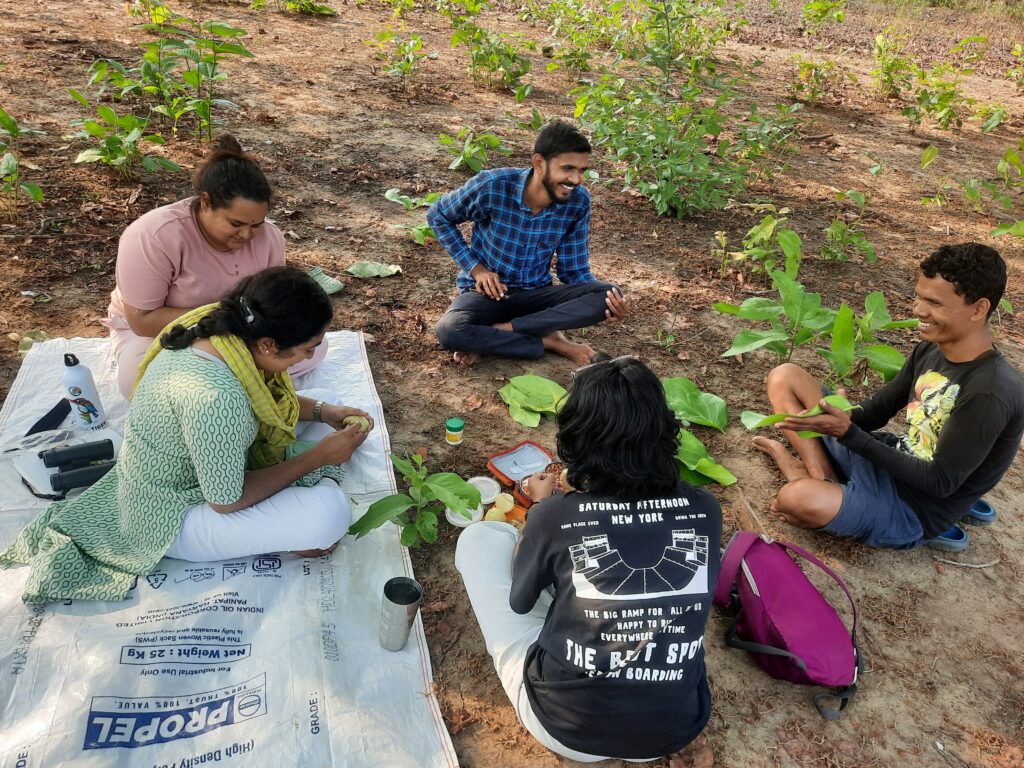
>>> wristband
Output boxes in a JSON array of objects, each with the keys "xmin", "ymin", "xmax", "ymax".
[{"xmin": 313, "ymin": 400, "xmax": 324, "ymax": 423}]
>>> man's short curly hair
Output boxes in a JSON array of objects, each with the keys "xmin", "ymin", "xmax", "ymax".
[{"xmin": 920, "ymin": 243, "xmax": 1006, "ymax": 318}]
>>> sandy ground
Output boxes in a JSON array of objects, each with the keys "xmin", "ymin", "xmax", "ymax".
[{"xmin": 0, "ymin": 0, "xmax": 1022, "ymax": 766}]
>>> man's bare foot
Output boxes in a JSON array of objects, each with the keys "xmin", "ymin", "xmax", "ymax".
[
  {"xmin": 542, "ymin": 331, "xmax": 595, "ymax": 366},
  {"xmin": 453, "ymin": 351, "xmax": 480, "ymax": 366},
  {"xmin": 752, "ymin": 436, "xmax": 810, "ymax": 482},
  {"xmin": 669, "ymin": 733, "xmax": 714, "ymax": 768}
]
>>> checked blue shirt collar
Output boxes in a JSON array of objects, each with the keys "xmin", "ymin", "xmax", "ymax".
[{"xmin": 426, "ymin": 168, "xmax": 595, "ymax": 291}]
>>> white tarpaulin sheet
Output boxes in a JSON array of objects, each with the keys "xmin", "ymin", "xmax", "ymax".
[{"xmin": 0, "ymin": 334, "xmax": 458, "ymax": 768}]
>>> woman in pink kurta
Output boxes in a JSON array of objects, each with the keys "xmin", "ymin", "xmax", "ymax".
[{"xmin": 105, "ymin": 134, "xmax": 325, "ymax": 398}]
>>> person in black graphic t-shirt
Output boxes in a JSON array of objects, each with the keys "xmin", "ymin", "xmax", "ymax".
[
  {"xmin": 455, "ymin": 358, "xmax": 722, "ymax": 762},
  {"xmin": 753, "ymin": 243, "xmax": 1024, "ymax": 548}
]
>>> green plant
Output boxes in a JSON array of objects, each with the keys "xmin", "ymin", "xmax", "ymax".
[
  {"xmin": 717, "ymin": 277, "xmax": 912, "ymax": 385},
  {"xmin": 385, "ymin": 188, "xmax": 440, "ymax": 244},
  {"xmin": 0, "ymin": 109, "xmax": 45, "ymax": 221},
  {"xmin": 369, "ymin": 30, "xmax": 436, "ymax": 90},
  {"xmin": 348, "ymin": 453, "xmax": 480, "ymax": 546},
  {"xmin": 656, "ymin": 329, "xmax": 677, "ymax": 354},
  {"xmin": 437, "ymin": 127, "xmax": 510, "ymax": 173},
  {"xmin": 821, "ymin": 189, "xmax": 876, "ymax": 264},
  {"xmin": 573, "ymin": 74, "xmax": 799, "ymax": 217},
  {"xmin": 1009, "ymin": 43, "xmax": 1024, "ymax": 90},
  {"xmin": 801, "ymin": 0, "xmax": 845, "ymax": 34},
  {"xmin": 448, "ymin": 14, "xmax": 534, "ymax": 89},
  {"xmin": 68, "ymin": 92, "xmax": 180, "ymax": 180},
  {"xmin": 87, "ymin": 38, "xmax": 196, "ymax": 134},
  {"xmin": 904, "ymin": 36, "xmax": 985, "ymax": 131},
  {"xmin": 251, "ymin": 0, "xmax": 337, "ymax": 14},
  {"xmin": 975, "ymin": 103, "xmax": 1006, "ymax": 133},
  {"xmin": 871, "ymin": 28, "xmax": 914, "ymax": 99},
  {"xmin": 138, "ymin": 17, "xmax": 254, "ymax": 140},
  {"xmin": 384, "ymin": 187, "xmax": 441, "ymax": 210},
  {"xmin": 789, "ymin": 55, "xmax": 840, "ymax": 104},
  {"xmin": 716, "ymin": 269, "xmax": 836, "ymax": 362},
  {"xmin": 395, "ymin": 221, "xmax": 437, "ymax": 244}
]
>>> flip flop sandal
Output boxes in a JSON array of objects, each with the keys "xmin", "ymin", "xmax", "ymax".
[
  {"xmin": 925, "ymin": 524, "xmax": 970, "ymax": 552},
  {"xmin": 307, "ymin": 266, "xmax": 345, "ymax": 295},
  {"xmin": 962, "ymin": 499, "xmax": 997, "ymax": 526}
]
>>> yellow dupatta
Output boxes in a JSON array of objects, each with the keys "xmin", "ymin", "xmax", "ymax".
[{"xmin": 131, "ymin": 303, "xmax": 299, "ymax": 469}]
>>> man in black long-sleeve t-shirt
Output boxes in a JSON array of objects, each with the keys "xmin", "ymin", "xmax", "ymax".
[{"xmin": 753, "ymin": 243, "xmax": 1023, "ymax": 548}]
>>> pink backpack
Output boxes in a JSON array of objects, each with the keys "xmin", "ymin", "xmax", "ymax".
[{"xmin": 713, "ymin": 532, "xmax": 862, "ymax": 719}]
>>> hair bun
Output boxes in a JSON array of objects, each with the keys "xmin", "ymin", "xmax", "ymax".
[{"xmin": 211, "ymin": 133, "xmax": 245, "ymax": 157}]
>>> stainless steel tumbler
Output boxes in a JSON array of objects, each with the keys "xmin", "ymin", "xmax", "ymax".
[{"xmin": 379, "ymin": 576, "xmax": 423, "ymax": 651}]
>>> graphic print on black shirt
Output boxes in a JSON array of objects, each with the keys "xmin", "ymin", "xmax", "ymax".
[
  {"xmin": 510, "ymin": 485, "xmax": 722, "ymax": 758},
  {"xmin": 570, "ymin": 527, "xmax": 710, "ymax": 601}
]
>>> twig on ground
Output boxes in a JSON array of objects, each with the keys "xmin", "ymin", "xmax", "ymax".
[{"xmin": 932, "ymin": 556, "xmax": 1000, "ymax": 569}]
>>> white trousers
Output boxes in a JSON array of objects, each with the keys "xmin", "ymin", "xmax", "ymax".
[
  {"xmin": 166, "ymin": 388, "xmax": 350, "ymax": 562},
  {"xmin": 455, "ymin": 522, "xmax": 660, "ymax": 763}
]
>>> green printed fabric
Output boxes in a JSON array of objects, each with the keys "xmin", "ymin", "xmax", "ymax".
[{"xmin": 0, "ymin": 348, "xmax": 340, "ymax": 604}]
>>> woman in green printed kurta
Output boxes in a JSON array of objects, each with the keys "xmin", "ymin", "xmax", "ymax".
[{"xmin": 0, "ymin": 267, "xmax": 373, "ymax": 603}]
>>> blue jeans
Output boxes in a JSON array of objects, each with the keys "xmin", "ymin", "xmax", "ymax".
[{"xmin": 435, "ymin": 281, "xmax": 614, "ymax": 359}]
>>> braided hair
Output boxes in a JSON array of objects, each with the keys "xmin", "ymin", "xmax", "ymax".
[{"xmin": 161, "ymin": 266, "xmax": 332, "ymax": 352}]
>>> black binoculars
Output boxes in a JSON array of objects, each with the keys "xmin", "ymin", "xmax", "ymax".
[{"xmin": 39, "ymin": 440, "xmax": 116, "ymax": 493}]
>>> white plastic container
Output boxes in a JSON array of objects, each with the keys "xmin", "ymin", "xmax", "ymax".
[
  {"xmin": 63, "ymin": 353, "xmax": 107, "ymax": 431},
  {"xmin": 445, "ymin": 504, "xmax": 484, "ymax": 528},
  {"xmin": 467, "ymin": 476, "xmax": 501, "ymax": 505}
]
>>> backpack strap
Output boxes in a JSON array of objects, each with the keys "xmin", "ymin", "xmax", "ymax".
[
  {"xmin": 724, "ymin": 625, "xmax": 807, "ymax": 672},
  {"xmin": 713, "ymin": 531, "xmax": 760, "ymax": 609}
]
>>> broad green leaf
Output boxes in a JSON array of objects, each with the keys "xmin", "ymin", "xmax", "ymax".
[
  {"xmin": 777, "ymin": 228, "xmax": 802, "ymax": 277},
  {"xmin": 0, "ymin": 108, "xmax": 16, "ymax": 137},
  {"xmin": 742, "ymin": 395, "xmax": 858, "ymax": 434},
  {"xmin": 390, "ymin": 453, "xmax": 417, "ymax": 483},
  {"xmin": 662, "ymin": 377, "xmax": 728, "ymax": 432},
  {"xmin": 991, "ymin": 220, "xmax": 1024, "ymax": 237},
  {"xmin": 0, "ymin": 152, "xmax": 15, "ymax": 177},
  {"xmin": 714, "ymin": 298, "xmax": 784, "ymax": 321},
  {"xmin": 694, "ymin": 457, "xmax": 737, "ymax": 486},
  {"xmin": 675, "ymin": 429, "xmax": 710, "ymax": 469},
  {"xmin": 507, "ymin": 400, "xmax": 541, "ymax": 427},
  {"xmin": 999, "ymin": 298, "xmax": 1014, "ymax": 314},
  {"xmin": 415, "ymin": 508, "xmax": 439, "ymax": 544},
  {"xmin": 400, "ymin": 524, "xmax": 420, "ymax": 547},
  {"xmin": 75, "ymin": 149, "xmax": 105, "ymax": 163},
  {"xmin": 21, "ymin": 182, "xmax": 43, "ymax": 201},
  {"xmin": 861, "ymin": 344, "xmax": 905, "ymax": 382},
  {"xmin": 498, "ymin": 375, "xmax": 567, "ymax": 423},
  {"xmin": 424, "ymin": 472, "xmax": 481, "ymax": 515},
  {"xmin": 864, "ymin": 291, "xmax": 892, "ymax": 330},
  {"xmin": 920, "ymin": 144, "xmax": 938, "ymax": 169},
  {"xmin": 722, "ymin": 329, "xmax": 789, "ymax": 357},
  {"xmin": 679, "ymin": 465, "xmax": 713, "ymax": 486},
  {"xmin": 740, "ymin": 410, "xmax": 787, "ymax": 430},
  {"xmin": 68, "ymin": 88, "xmax": 90, "ymax": 107},
  {"xmin": 347, "ymin": 493, "xmax": 414, "ymax": 538},
  {"xmin": 675, "ymin": 429, "xmax": 735, "ymax": 486},
  {"xmin": 828, "ymin": 303, "xmax": 855, "ymax": 378},
  {"xmin": 346, "ymin": 261, "xmax": 402, "ymax": 278}
]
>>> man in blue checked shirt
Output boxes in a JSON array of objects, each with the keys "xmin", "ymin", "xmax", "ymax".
[{"xmin": 428, "ymin": 120, "xmax": 628, "ymax": 366}]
